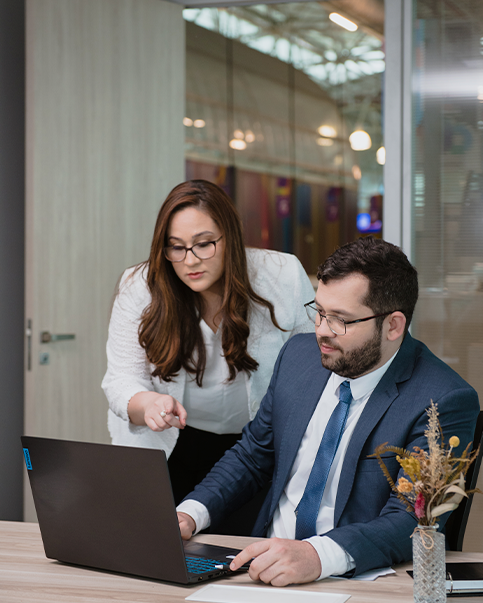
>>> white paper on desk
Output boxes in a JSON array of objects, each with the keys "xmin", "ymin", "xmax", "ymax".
[
  {"xmin": 331, "ymin": 567, "xmax": 396, "ymax": 581},
  {"xmin": 352, "ymin": 567, "xmax": 395, "ymax": 581},
  {"xmin": 186, "ymin": 584, "xmax": 351, "ymax": 603}
]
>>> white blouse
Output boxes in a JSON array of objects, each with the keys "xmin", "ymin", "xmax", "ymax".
[
  {"xmin": 183, "ymin": 319, "xmax": 249, "ymax": 434},
  {"xmin": 102, "ymin": 248, "xmax": 315, "ymax": 456}
]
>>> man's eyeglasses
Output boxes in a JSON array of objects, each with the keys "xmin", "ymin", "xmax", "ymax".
[
  {"xmin": 164, "ymin": 236, "xmax": 223, "ymax": 263},
  {"xmin": 304, "ymin": 301, "xmax": 397, "ymax": 336}
]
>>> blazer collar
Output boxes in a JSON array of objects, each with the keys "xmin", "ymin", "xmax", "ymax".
[
  {"xmin": 333, "ymin": 333, "xmax": 418, "ymax": 525},
  {"xmin": 270, "ymin": 359, "xmax": 330, "ymax": 519}
]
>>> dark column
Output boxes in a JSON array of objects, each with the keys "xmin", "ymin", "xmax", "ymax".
[{"xmin": 0, "ymin": 0, "xmax": 25, "ymax": 520}]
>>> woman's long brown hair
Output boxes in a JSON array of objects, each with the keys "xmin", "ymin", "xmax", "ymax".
[{"xmin": 136, "ymin": 179, "xmax": 283, "ymax": 387}]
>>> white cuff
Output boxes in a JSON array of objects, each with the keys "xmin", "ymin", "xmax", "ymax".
[
  {"xmin": 305, "ymin": 535, "xmax": 356, "ymax": 580},
  {"xmin": 176, "ymin": 500, "xmax": 211, "ymax": 535}
]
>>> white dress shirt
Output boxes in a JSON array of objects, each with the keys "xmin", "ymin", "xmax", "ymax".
[
  {"xmin": 177, "ymin": 349, "xmax": 399, "ymax": 579},
  {"xmin": 183, "ymin": 319, "xmax": 249, "ymax": 434}
]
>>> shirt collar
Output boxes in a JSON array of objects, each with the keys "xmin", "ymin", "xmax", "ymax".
[{"xmin": 332, "ymin": 347, "xmax": 400, "ymax": 401}]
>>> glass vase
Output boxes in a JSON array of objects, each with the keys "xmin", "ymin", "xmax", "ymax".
[{"xmin": 412, "ymin": 524, "xmax": 446, "ymax": 603}]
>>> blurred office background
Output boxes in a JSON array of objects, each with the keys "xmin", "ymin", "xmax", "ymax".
[
  {"xmin": 182, "ymin": 5, "xmax": 384, "ymax": 273},
  {"xmin": 1, "ymin": 0, "xmax": 483, "ymax": 551}
]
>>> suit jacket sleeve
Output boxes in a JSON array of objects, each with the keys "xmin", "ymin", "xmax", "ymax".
[
  {"xmin": 184, "ymin": 333, "xmax": 480, "ymax": 577},
  {"xmin": 325, "ymin": 384, "xmax": 479, "ymax": 575},
  {"xmin": 183, "ymin": 338, "xmax": 292, "ymax": 523}
]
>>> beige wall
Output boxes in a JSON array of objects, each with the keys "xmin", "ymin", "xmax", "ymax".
[{"xmin": 24, "ymin": 0, "xmax": 185, "ymax": 520}]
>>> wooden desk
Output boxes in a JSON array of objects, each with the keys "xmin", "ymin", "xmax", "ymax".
[{"xmin": 1, "ymin": 520, "xmax": 483, "ymax": 602}]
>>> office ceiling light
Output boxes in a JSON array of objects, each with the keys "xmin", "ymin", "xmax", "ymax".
[
  {"xmin": 229, "ymin": 139, "xmax": 247, "ymax": 150},
  {"xmin": 329, "ymin": 13, "xmax": 358, "ymax": 33},
  {"xmin": 183, "ymin": 117, "xmax": 193, "ymax": 126},
  {"xmin": 233, "ymin": 129, "xmax": 244, "ymax": 139},
  {"xmin": 317, "ymin": 125, "xmax": 337, "ymax": 138},
  {"xmin": 352, "ymin": 165, "xmax": 362, "ymax": 180},
  {"xmin": 193, "ymin": 119, "xmax": 206, "ymax": 128},
  {"xmin": 245, "ymin": 130, "xmax": 255, "ymax": 143},
  {"xmin": 349, "ymin": 130, "xmax": 372, "ymax": 151},
  {"xmin": 376, "ymin": 146, "xmax": 386, "ymax": 165},
  {"xmin": 317, "ymin": 138, "xmax": 334, "ymax": 147}
]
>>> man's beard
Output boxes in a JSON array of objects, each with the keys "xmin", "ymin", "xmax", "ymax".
[{"xmin": 317, "ymin": 329, "xmax": 383, "ymax": 379}]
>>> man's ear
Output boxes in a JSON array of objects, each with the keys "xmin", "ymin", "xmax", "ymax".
[{"xmin": 385, "ymin": 311, "xmax": 406, "ymax": 341}]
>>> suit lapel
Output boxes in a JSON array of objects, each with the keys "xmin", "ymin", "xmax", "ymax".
[
  {"xmin": 270, "ymin": 365, "xmax": 330, "ymax": 519},
  {"xmin": 333, "ymin": 334, "xmax": 418, "ymax": 526}
]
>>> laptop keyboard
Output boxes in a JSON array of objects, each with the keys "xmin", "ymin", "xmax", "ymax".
[{"xmin": 186, "ymin": 556, "xmax": 225, "ymax": 575}]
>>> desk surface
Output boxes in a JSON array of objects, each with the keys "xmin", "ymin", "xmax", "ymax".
[{"xmin": 1, "ymin": 520, "xmax": 483, "ymax": 603}]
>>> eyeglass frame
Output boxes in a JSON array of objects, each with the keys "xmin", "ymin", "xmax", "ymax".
[
  {"xmin": 304, "ymin": 300, "xmax": 399, "ymax": 335},
  {"xmin": 164, "ymin": 235, "xmax": 223, "ymax": 263}
]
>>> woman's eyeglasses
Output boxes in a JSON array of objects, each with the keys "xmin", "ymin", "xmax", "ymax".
[{"xmin": 164, "ymin": 236, "xmax": 223, "ymax": 263}]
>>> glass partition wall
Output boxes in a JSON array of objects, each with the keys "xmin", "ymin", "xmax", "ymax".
[
  {"xmin": 183, "ymin": 4, "xmax": 385, "ymax": 275},
  {"xmin": 410, "ymin": 0, "xmax": 483, "ymax": 397},
  {"xmin": 409, "ymin": 0, "xmax": 483, "ymax": 552}
]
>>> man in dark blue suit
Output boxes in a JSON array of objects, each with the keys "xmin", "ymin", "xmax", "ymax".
[{"xmin": 177, "ymin": 237, "xmax": 479, "ymax": 586}]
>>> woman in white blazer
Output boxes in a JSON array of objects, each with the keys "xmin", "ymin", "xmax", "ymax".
[{"xmin": 102, "ymin": 179, "xmax": 314, "ymax": 508}]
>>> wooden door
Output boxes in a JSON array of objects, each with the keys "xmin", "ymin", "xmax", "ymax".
[{"xmin": 24, "ymin": 0, "xmax": 185, "ymax": 520}]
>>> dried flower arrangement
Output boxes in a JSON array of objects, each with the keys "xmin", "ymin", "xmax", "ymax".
[{"xmin": 371, "ymin": 401, "xmax": 480, "ymax": 527}]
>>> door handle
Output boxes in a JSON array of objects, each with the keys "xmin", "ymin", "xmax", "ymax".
[
  {"xmin": 40, "ymin": 331, "xmax": 76, "ymax": 343},
  {"xmin": 26, "ymin": 319, "xmax": 32, "ymax": 371}
]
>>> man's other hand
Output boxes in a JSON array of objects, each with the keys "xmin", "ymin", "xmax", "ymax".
[
  {"xmin": 177, "ymin": 512, "xmax": 196, "ymax": 540},
  {"xmin": 229, "ymin": 537, "xmax": 321, "ymax": 586}
]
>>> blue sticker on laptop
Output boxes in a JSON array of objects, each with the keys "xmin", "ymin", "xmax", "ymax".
[{"xmin": 23, "ymin": 448, "xmax": 32, "ymax": 470}]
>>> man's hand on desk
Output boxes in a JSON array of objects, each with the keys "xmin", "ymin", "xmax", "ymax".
[
  {"xmin": 229, "ymin": 537, "xmax": 321, "ymax": 587},
  {"xmin": 178, "ymin": 512, "xmax": 196, "ymax": 540}
]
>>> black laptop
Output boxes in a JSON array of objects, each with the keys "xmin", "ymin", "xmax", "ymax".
[{"xmin": 21, "ymin": 436, "xmax": 248, "ymax": 585}]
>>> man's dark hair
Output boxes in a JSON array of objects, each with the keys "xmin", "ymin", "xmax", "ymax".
[{"xmin": 317, "ymin": 236, "xmax": 418, "ymax": 334}]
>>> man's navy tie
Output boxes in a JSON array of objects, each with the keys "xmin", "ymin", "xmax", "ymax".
[{"xmin": 295, "ymin": 380, "xmax": 353, "ymax": 540}]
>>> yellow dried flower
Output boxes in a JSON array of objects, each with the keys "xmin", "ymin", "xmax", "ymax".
[
  {"xmin": 397, "ymin": 477, "xmax": 413, "ymax": 493},
  {"xmin": 373, "ymin": 401, "xmax": 481, "ymax": 527},
  {"xmin": 397, "ymin": 455, "xmax": 421, "ymax": 481}
]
